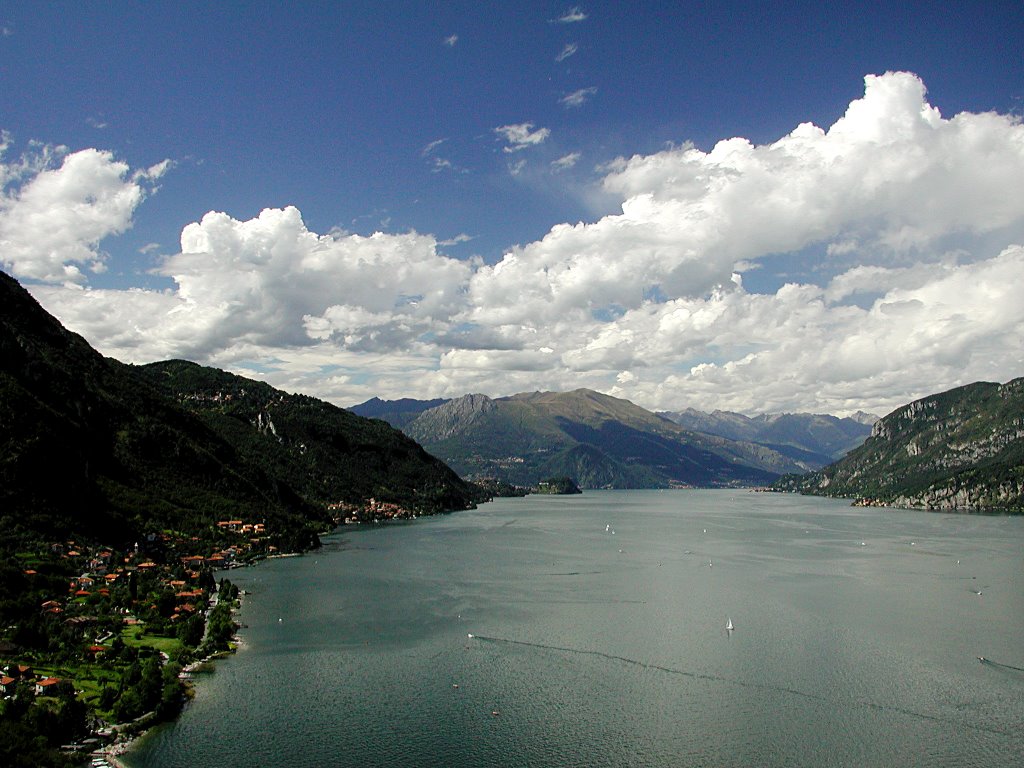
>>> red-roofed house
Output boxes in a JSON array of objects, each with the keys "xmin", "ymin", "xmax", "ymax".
[
  {"xmin": 34, "ymin": 677, "xmax": 61, "ymax": 695},
  {"xmin": 86, "ymin": 645, "xmax": 107, "ymax": 659}
]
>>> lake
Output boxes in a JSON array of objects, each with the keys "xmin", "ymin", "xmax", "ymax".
[{"xmin": 123, "ymin": 490, "xmax": 1024, "ymax": 767}]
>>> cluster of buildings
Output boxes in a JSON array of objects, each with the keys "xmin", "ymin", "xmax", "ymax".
[
  {"xmin": 20, "ymin": 518, "xmax": 273, "ymax": 637},
  {"xmin": 0, "ymin": 664, "xmax": 62, "ymax": 698},
  {"xmin": 179, "ymin": 389, "xmax": 242, "ymax": 403},
  {"xmin": 327, "ymin": 498, "xmax": 417, "ymax": 524}
]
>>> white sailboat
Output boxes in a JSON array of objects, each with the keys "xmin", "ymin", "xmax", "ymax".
[{"xmin": 726, "ymin": 617, "xmax": 734, "ymax": 631}]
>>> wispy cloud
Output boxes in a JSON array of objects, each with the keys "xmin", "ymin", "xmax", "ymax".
[
  {"xmin": 438, "ymin": 233, "xmax": 474, "ymax": 247},
  {"xmin": 508, "ymin": 158, "xmax": 527, "ymax": 176},
  {"xmin": 86, "ymin": 116, "xmax": 108, "ymax": 130},
  {"xmin": 431, "ymin": 157, "xmax": 454, "ymax": 173},
  {"xmin": 443, "ymin": 34, "xmax": 458, "ymax": 47},
  {"xmin": 422, "ymin": 141, "xmax": 463, "ymax": 173},
  {"xmin": 551, "ymin": 152, "xmax": 581, "ymax": 171},
  {"xmin": 138, "ymin": 242, "xmax": 162, "ymax": 255},
  {"xmin": 559, "ymin": 86, "xmax": 597, "ymax": 108},
  {"xmin": 553, "ymin": 6, "xmax": 587, "ymax": 23},
  {"xmin": 421, "ymin": 138, "xmax": 447, "ymax": 157},
  {"xmin": 555, "ymin": 43, "xmax": 578, "ymax": 62},
  {"xmin": 494, "ymin": 123, "xmax": 550, "ymax": 153}
]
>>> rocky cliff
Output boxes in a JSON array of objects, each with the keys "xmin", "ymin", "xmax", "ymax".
[{"xmin": 774, "ymin": 378, "xmax": 1024, "ymax": 512}]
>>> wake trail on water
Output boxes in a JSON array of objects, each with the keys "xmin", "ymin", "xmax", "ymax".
[
  {"xmin": 981, "ymin": 658, "xmax": 1024, "ymax": 673},
  {"xmin": 470, "ymin": 635, "xmax": 1018, "ymax": 738}
]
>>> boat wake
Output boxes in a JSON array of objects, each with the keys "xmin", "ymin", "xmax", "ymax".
[
  {"xmin": 979, "ymin": 657, "xmax": 1024, "ymax": 673},
  {"xmin": 469, "ymin": 634, "xmax": 1018, "ymax": 738}
]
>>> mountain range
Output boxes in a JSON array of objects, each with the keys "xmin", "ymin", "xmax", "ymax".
[
  {"xmin": 774, "ymin": 378, "xmax": 1024, "ymax": 511},
  {"xmin": 0, "ymin": 269, "xmax": 480, "ymax": 553},
  {"xmin": 353, "ymin": 390, "xmax": 851, "ymax": 489},
  {"xmin": 658, "ymin": 408, "xmax": 877, "ymax": 466},
  {"xmin": 6, "ymin": 257, "xmax": 1018, "ymax": 549}
]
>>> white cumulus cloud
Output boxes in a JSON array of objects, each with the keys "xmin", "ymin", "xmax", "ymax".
[
  {"xmin": 17, "ymin": 72, "xmax": 1024, "ymax": 415},
  {"xmin": 1, "ymin": 144, "xmax": 167, "ymax": 283}
]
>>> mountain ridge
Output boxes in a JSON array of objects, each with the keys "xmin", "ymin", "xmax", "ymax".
[
  {"xmin": 773, "ymin": 378, "xmax": 1024, "ymax": 511},
  {"xmin": 398, "ymin": 388, "xmax": 806, "ymax": 489},
  {"xmin": 0, "ymin": 269, "xmax": 481, "ymax": 552},
  {"xmin": 351, "ymin": 395, "xmax": 876, "ymax": 468},
  {"xmin": 658, "ymin": 408, "xmax": 877, "ymax": 464},
  {"xmin": 352, "ymin": 391, "xmax": 877, "ymax": 489}
]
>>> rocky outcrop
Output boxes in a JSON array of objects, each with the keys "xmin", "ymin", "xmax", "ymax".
[
  {"xmin": 404, "ymin": 394, "xmax": 496, "ymax": 441},
  {"xmin": 775, "ymin": 378, "xmax": 1024, "ymax": 513}
]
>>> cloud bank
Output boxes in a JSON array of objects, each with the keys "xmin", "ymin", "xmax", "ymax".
[{"xmin": 9, "ymin": 72, "xmax": 1024, "ymax": 415}]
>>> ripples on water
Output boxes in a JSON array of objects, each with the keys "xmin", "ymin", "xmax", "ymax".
[{"xmin": 125, "ymin": 490, "xmax": 1024, "ymax": 767}]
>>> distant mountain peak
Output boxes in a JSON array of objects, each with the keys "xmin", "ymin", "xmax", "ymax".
[
  {"xmin": 658, "ymin": 406, "xmax": 874, "ymax": 463},
  {"xmin": 403, "ymin": 386, "xmax": 804, "ymax": 488},
  {"xmin": 850, "ymin": 410, "xmax": 881, "ymax": 426}
]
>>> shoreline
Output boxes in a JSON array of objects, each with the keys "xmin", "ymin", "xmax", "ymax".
[{"xmin": 98, "ymin": 576, "xmax": 252, "ymax": 767}]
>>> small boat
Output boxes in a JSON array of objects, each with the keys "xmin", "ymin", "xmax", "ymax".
[{"xmin": 726, "ymin": 617, "xmax": 734, "ymax": 631}]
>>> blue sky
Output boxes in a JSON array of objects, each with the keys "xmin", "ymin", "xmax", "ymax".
[{"xmin": 3, "ymin": 2, "xmax": 1024, "ymax": 415}]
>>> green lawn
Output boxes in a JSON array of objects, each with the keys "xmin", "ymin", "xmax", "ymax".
[
  {"xmin": 120, "ymin": 626, "xmax": 183, "ymax": 656},
  {"xmin": 28, "ymin": 662, "xmax": 118, "ymax": 707},
  {"xmin": 70, "ymin": 666, "xmax": 120, "ymax": 708}
]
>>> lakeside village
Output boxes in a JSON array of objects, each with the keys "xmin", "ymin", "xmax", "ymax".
[
  {"xmin": 0, "ymin": 489, "xmax": 453, "ymax": 768},
  {"xmin": 0, "ymin": 516, "xmax": 286, "ymax": 768}
]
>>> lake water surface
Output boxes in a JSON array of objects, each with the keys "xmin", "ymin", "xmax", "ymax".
[{"xmin": 123, "ymin": 490, "xmax": 1024, "ymax": 767}]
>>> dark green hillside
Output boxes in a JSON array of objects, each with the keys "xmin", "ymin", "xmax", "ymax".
[
  {"xmin": 0, "ymin": 270, "xmax": 326, "ymax": 551},
  {"xmin": 774, "ymin": 379, "xmax": 1024, "ymax": 511},
  {"xmin": 137, "ymin": 360, "xmax": 480, "ymax": 515},
  {"xmin": 536, "ymin": 443, "xmax": 658, "ymax": 489},
  {"xmin": 534, "ymin": 476, "xmax": 582, "ymax": 494},
  {"xmin": 0, "ymin": 269, "xmax": 481, "ymax": 555}
]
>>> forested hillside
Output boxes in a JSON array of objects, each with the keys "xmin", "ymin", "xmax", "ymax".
[
  {"xmin": 0, "ymin": 269, "xmax": 481, "ymax": 556},
  {"xmin": 774, "ymin": 379, "xmax": 1024, "ymax": 511}
]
